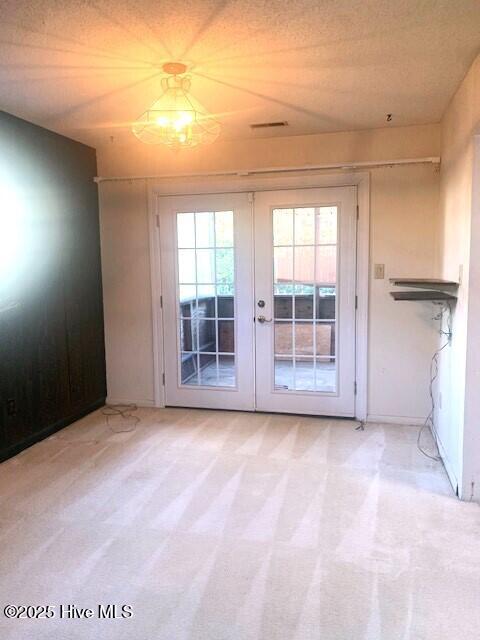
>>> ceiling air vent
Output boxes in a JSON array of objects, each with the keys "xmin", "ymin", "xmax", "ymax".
[{"xmin": 250, "ymin": 121, "xmax": 289, "ymax": 130}]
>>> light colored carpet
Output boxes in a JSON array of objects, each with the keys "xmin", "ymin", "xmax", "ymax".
[{"xmin": 0, "ymin": 408, "xmax": 479, "ymax": 640}]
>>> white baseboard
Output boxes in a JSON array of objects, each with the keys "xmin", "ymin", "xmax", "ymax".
[
  {"xmin": 106, "ymin": 397, "xmax": 157, "ymax": 408},
  {"xmin": 366, "ymin": 414, "xmax": 425, "ymax": 426},
  {"xmin": 103, "ymin": 406, "xmax": 425, "ymax": 424}
]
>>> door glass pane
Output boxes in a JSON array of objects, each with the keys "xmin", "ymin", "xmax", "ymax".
[
  {"xmin": 274, "ymin": 247, "xmax": 293, "ymax": 283},
  {"xmin": 273, "ymin": 208, "xmax": 293, "ymax": 245},
  {"xmin": 178, "ymin": 249, "xmax": 196, "ymax": 283},
  {"xmin": 294, "ymin": 289, "xmax": 314, "ymax": 319},
  {"xmin": 215, "ymin": 248, "xmax": 234, "ymax": 283},
  {"xmin": 218, "ymin": 320, "xmax": 235, "ymax": 353},
  {"xmin": 177, "ymin": 213, "xmax": 195, "ymax": 248},
  {"xmin": 295, "ymin": 208, "xmax": 315, "ymax": 244},
  {"xmin": 316, "ymin": 207, "xmax": 337, "ymax": 244},
  {"xmin": 179, "ymin": 285, "xmax": 196, "ymax": 318},
  {"xmin": 177, "ymin": 210, "xmax": 236, "ymax": 387},
  {"xmin": 274, "ymin": 356, "xmax": 294, "ymax": 389},
  {"xmin": 294, "ymin": 246, "xmax": 314, "ymax": 282},
  {"xmin": 272, "ymin": 205, "xmax": 338, "ymax": 392},
  {"xmin": 181, "ymin": 352, "xmax": 197, "ymax": 384},
  {"xmin": 196, "ymin": 249, "xmax": 215, "ymax": 283},
  {"xmin": 274, "ymin": 295, "xmax": 293, "ymax": 319},
  {"xmin": 217, "ymin": 283, "xmax": 234, "ymax": 296},
  {"xmin": 295, "ymin": 322, "xmax": 314, "ymax": 356},
  {"xmin": 217, "ymin": 293, "xmax": 234, "ymax": 318},
  {"xmin": 197, "ymin": 285, "xmax": 216, "ymax": 318},
  {"xmin": 198, "ymin": 353, "xmax": 217, "ymax": 384},
  {"xmin": 294, "ymin": 359, "xmax": 315, "ymax": 391},
  {"xmin": 215, "ymin": 211, "xmax": 234, "ymax": 247},
  {"xmin": 317, "ymin": 287, "xmax": 336, "ymax": 320},
  {"xmin": 218, "ymin": 355, "xmax": 236, "ymax": 387},
  {"xmin": 180, "ymin": 319, "xmax": 197, "ymax": 352},
  {"xmin": 315, "ymin": 246, "xmax": 336, "ymax": 284},
  {"xmin": 315, "ymin": 322, "xmax": 335, "ymax": 357},
  {"xmin": 315, "ymin": 357, "xmax": 336, "ymax": 392},
  {"xmin": 274, "ymin": 321, "xmax": 293, "ymax": 355},
  {"xmin": 195, "ymin": 212, "xmax": 215, "ymax": 247},
  {"xmin": 198, "ymin": 319, "xmax": 217, "ymax": 352}
]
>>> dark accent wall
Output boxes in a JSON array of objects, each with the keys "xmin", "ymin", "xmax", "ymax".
[{"xmin": 0, "ymin": 111, "xmax": 106, "ymax": 461}]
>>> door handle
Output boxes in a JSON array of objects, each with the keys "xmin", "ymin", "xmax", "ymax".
[{"xmin": 257, "ymin": 315, "xmax": 272, "ymax": 324}]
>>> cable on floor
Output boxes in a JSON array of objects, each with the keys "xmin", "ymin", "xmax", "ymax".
[
  {"xmin": 102, "ymin": 403, "xmax": 140, "ymax": 433},
  {"xmin": 417, "ymin": 302, "xmax": 452, "ymax": 461}
]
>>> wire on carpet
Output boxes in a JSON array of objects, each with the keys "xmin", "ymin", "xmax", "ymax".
[{"xmin": 102, "ymin": 403, "xmax": 140, "ymax": 433}]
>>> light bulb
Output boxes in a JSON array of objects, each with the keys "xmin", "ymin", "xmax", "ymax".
[{"xmin": 178, "ymin": 112, "xmax": 193, "ymax": 125}]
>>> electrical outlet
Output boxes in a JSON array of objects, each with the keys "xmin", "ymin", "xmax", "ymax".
[
  {"xmin": 374, "ymin": 263, "xmax": 385, "ymax": 279},
  {"xmin": 6, "ymin": 398, "xmax": 17, "ymax": 417}
]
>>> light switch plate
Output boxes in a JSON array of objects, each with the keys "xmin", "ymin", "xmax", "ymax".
[{"xmin": 374, "ymin": 263, "xmax": 385, "ymax": 279}]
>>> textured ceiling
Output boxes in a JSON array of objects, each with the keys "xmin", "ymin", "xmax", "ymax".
[{"xmin": 1, "ymin": 0, "xmax": 479, "ymax": 148}]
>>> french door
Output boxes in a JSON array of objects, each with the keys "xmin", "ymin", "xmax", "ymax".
[
  {"xmin": 159, "ymin": 186, "xmax": 357, "ymax": 416},
  {"xmin": 160, "ymin": 193, "xmax": 255, "ymax": 411}
]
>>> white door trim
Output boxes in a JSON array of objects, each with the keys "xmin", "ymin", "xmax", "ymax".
[
  {"xmin": 149, "ymin": 170, "xmax": 370, "ymax": 420},
  {"xmin": 147, "ymin": 181, "xmax": 165, "ymax": 408}
]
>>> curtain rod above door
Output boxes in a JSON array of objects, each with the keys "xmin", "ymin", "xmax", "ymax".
[{"xmin": 94, "ymin": 156, "xmax": 440, "ymax": 184}]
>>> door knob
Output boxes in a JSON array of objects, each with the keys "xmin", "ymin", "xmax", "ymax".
[{"xmin": 257, "ymin": 315, "xmax": 272, "ymax": 324}]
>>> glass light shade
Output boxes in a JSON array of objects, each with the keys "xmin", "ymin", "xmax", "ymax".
[{"xmin": 132, "ymin": 75, "xmax": 221, "ymax": 148}]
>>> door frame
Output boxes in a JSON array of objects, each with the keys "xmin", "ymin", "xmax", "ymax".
[{"xmin": 148, "ymin": 170, "xmax": 370, "ymax": 420}]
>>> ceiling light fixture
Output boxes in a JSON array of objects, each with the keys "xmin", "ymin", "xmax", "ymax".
[{"xmin": 132, "ymin": 62, "xmax": 221, "ymax": 149}]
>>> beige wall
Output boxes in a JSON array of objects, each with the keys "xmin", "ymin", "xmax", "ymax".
[
  {"xmin": 99, "ymin": 180, "xmax": 154, "ymax": 405},
  {"xmin": 98, "ymin": 123, "xmax": 441, "ymax": 422},
  {"xmin": 437, "ymin": 53, "xmax": 480, "ymax": 498},
  {"xmin": 368, "ymin": 164, "xmax": 440, "ymax": 420},
  {"xmin": 98, "ymin": 123, "xmax": 439, "ymax": 177}
]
